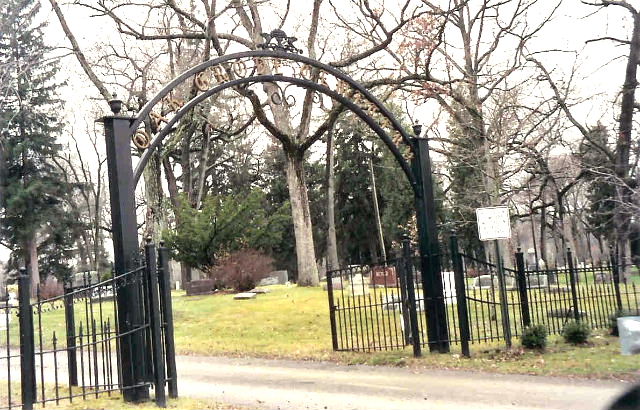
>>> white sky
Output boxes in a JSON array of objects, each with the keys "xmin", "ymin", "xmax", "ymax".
[{"xmin": 0, "ymin": 0, "xmax": 632, "ymax": 262}]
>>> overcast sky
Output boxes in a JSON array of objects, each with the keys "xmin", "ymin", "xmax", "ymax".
[{"xmin": 2, "ymin": 0, "xmax": 631, "ymax": 263}]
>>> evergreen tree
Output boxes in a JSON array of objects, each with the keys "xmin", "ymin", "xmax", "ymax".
[
  {"xmin": 446, "ymin": 106, "xmax": 486, "ymax": 256},
  {"xmin": 332, "ymin": 111, "xmax": 414, "ymax": 264},
  {"xmin": 0, "ymin": 0, "xmax": 76, "ymax": 288}
]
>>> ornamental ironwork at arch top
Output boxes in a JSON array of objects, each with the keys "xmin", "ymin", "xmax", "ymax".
[{"xmin": 127, "ymin": 30, "xmax": 418, "ymax": 190}]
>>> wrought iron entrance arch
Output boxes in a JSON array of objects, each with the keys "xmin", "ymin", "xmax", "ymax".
[
  {"xmin": 100, "ymin": 32, "xmax": 450, "ymax": 403},
  {"xmin": 127, "ymin": 49, "xmax": 418, "ymax": 189}
]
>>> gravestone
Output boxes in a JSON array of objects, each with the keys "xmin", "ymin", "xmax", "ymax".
[
  {"xmin": 382, "ymin": 293, "xmax": 402, "ymax": 310},
  {"xmin": 234, "ymin": 292, "xmax": 257, "ymax": 300},
  {"xmin": 503, "ymin": 276, "xmax": 516, "ymax": 291},
  {"xmin": 526, "ymin": 274, "xmax": 548, "ymax": 289},
  {"xmin": 322, "ymin": 276, "xmax": 343, "ymax": 291},
  {"xmin": 371, "ymin": 266, "xmax": 397, "ymax": 287},
  {"xmin": 258, "ymin": 270, "xmax": 288, "ymax": 286},
  {"xmin": 473, "ymin": 275, "xmax": 496, "ymax": 289},
  {"xmin": 441, "ymin": 271, "xmax": 457, "ymax": 303},
  {"xmin": 349, "ymin": 273, "xmax": 369, "ymax": 296},
  {"xmin": 595, "ymin": 273, "xmax": 611, "ymax": 284},
  {"xmin": 250, "ymin": 287, "xmax": 270, "ymax": 294},
  {"xmin": 184, "ymin": 279, "xmax": 215, "ymax": 296},
  {"xmin": 546, "ymin": 286, "xmax": 570, "ymax": 294}
]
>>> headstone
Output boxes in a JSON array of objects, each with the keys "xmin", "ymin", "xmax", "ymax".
[
  {"xmin": 441, "ymin": 271, "xmax": 457, "ymax": 303},
  {"xmin": 234, "ymin": 292, "xmax": 257, "ymax": 300},
  {"xmin": 184, "ymin": 279, "xmax": 215, "ymax": 296},
  {"xmin": 250, "ymin": 287, "xmax": 270, "ymax": 294},
  {"xmin": 382, "ymin": 293, "xmax": 402, "ymax": 310},
  {"xmin": 371, "ymin": 266, "xmax": 397, "ymax": 287},
  {"xmin": 595, "ymin": 273, "xmax": 611, "ymax": 284},
  {"xmin": 546, "ymin": 286, "xmax": 570, "ymax": 294},
  {"xmin": 618, "ymin": 316, "xmax": 640, "ymax": 355},
  {"xmin": 322, "ymin": 277, "xmax": 343, "ymax": 291},
  {"xmin": 473, "ymin": 275, "xmax": 496, "ymax": 289},
  {"xmin": 349, "ymin": 273, "xmax": 369, "ymax": 296},
  {"xmin": 503, "ymin": 276, "xmax": 516, "ymax": 291},
  {"xmin": 526, "ymin": 274, "xmax": 548, "ymax": 288},
  {"xmin": 71, "ymin": 271, "xmax": 100, "ymax": 288},
  {"xmin": 258, "ymin": 270, "xmax": 288, "ymax": 286}
]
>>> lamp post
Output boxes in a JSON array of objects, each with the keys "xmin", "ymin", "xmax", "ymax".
[{"xmin": 411, "ymin": 124, "xmax": 449, "ymax": 353}]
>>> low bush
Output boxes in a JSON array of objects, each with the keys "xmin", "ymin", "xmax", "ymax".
[
  {"xmin": 562, "ymin": 320, "xmax": 591, "ymax": 345},
  {"xmin": 208, "ymin": 249, "xmax": 274, "ymax": 292},
  {"xmin": 39, "ymin": 276, "xmax": 64, "ymax": 299},
  {"xmin": 521, "ymin": 324, "xmax": 547, "ymax": 350}
]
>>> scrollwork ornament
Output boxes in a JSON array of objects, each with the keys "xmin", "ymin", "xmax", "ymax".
[{"xmin": 133, "ymin": 130, "xmax": 151, "ymax": 150}]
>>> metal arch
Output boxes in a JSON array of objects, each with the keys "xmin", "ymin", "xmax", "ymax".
[
  {"xmin": 130, "ymin": 50, "xmax": 415, "ymax": 148},
  {"xmin": 132, "ymin": 74, "xmax": 418, "ymax": 192}
]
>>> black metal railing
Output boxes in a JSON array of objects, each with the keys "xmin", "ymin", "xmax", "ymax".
[
  {"xmin": 0, "ymin": 240, "xmax": 177, "ymax": 410},
  {"xmin": 326, "ymin": 235, "xmax": 640, "ymax": 356}
]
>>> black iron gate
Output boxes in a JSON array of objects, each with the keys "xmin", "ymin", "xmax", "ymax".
[
  {"xmin": 326, "ymin": 234, "xmax": 640, "ymax": 357},
  {"xmin": 0, "ymin": 240, "xmax": 176, "ymax": 410}
]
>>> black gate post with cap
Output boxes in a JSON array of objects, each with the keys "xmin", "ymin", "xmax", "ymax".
[
  {"xmin": 411, "ymin": 125, "xmax": 449, "ymax": 353},
  {"xmin": 100, "ymin": 97, "xmax": 149, "ymax": 402}
]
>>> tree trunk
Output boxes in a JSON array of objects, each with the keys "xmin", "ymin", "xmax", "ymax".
[
  {"xmin": 25, "ymin": 235, "xmax": 39, "ymax": 296},
  {"xmin": 614, "ymin": 9, "xmax": 640, "ymax": 274},
  {"xmin": 325, "ymin": 129, "xmax": 339, "ymax": 272},
  {"xmin": 143, "ymin": 152, "xmax": 166, "ymax": 243},
  {"xmin": 285, "ymin": 151, "xmax": 319, "ymax": 286}
]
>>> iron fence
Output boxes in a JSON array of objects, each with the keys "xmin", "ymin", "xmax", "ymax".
[
  {"xmin": 0, "ymin": 240, "xmax": 176, "ymax": 410},
  {"xmin": 326, "ymin": 235, "xmax": 640, "ymax": 357}
]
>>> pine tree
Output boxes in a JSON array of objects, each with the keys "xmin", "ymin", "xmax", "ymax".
[{"xmin": 0, "ymin": 0, "xmax": 76, "ymax": 289}]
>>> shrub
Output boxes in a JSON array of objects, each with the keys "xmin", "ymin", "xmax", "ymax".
[
  {"xmin": 521, "ymin": 324, "xmax": 547, "ymax": 350},
  {"xmin": 562, "ymin": 320, "xmax": 591, "ymax": 345},
  {"xmin": 39, "ymin": 276, "xmax": 64, "ymax": 299},
  {"xmin": 609, "ymin": 310, "xmax": 638, "ymax": 336},
  {"xmin": 208, "ymin": 249, "xmax": 274, "ymax": 292}
]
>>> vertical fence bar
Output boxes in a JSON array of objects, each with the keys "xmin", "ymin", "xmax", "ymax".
[
  {"xmin": 64, "ymin": 283, "xmax": 78, "ymax": 387},
  {"xmin": 610, "ymin": 248, "xmax": 624, "ymax": 312},
  {"xmin": 18, "ymin": 268, "xmax": 35, "ymax": 410},
  {"xmin": 402, "ymin": 238, "xmax": 421, "ymax": 357},
  {"xmin": 450, "ymin": 234, "xmax": 470, "ymax": 357},
  {"xmin": 145, "ymin": 239, "xmax": 166, "ymax": 407},
  {"xmin": 158, "ymin": 243, "xmax": 177, "ymax": 402},
  {"xmin": 325, "ymin": 269, "xmax": 339, "ymax": 351},
  {"xmin": 566, "ymin": 248, "xmax": 582, "ymax": 321},
  {"xmin": 515, "ymin": 249, "xmax": 531, "ymax": 328}
]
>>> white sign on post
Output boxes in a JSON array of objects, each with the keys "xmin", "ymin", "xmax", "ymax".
[{"xmin": 476, "ymin": 206, "xmax": 511, "ymax": 241}]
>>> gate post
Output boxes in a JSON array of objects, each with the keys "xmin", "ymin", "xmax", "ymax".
[
  {"xmin": 449, "ymin": 234, "xmax": 470, "ymax": 358},
  {"xmin": 566, "ymin": 248, "xmax": 582, "ymax": 321},
  {"xmin": 18, "ymin": 268, "xmax": 36, "ymax": 410},
  {"xmin": 63, "ymin": 282, "xmax": 78, "ymax": 386},
  {"xmin": 100, "ymin": 97, "xmax": 149, "ymax": 402},
  {"xmin": 158, "ymin": 242, "xmax": 178, "ymax": 398},
  {"xmin": 411, "ymin": 126, "xmax": 449, "ymax": 353},
  {"xmin": 515, "ymin": 249, "xmax": 531, "ymax": 328},
  {"xmin": 402, "ymin": 237, "xmax": 422, "ymax": 357}
]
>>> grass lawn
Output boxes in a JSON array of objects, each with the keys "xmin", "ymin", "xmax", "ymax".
[{"xmin": 170, "ymin": 285, "xmax": 640, "ymax": 380}]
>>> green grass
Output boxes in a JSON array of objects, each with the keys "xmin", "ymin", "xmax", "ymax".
[
  {"xmin": 167, "ymin": 285, "xmax": 640, "ymax": 380},
  {"xmin": 3, "ymin": 284, "xmax": 640, "ymax": 384}
]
